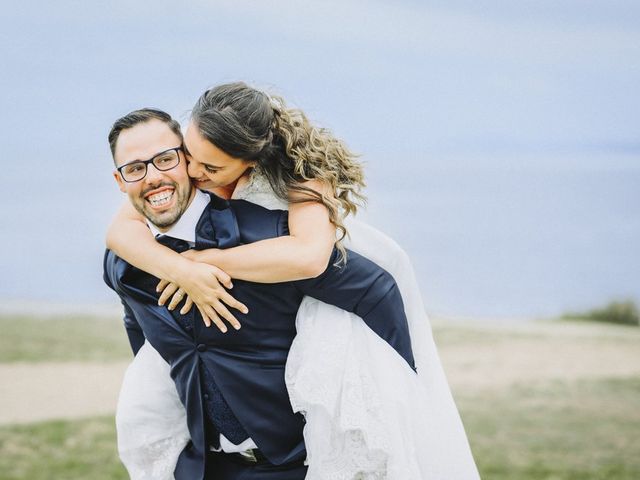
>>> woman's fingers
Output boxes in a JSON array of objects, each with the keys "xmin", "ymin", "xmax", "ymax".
[
  {"xmin": 220, "ymin": 291, "xmax": 249, "ymax": 314},
  {"xmin": 196, "ymin": 305, "xmax": 212, "ymax": 328},
  {"xmin": 158, "ymin": 282, "xmax": 179, "ymax": 306},
  {"xmin": 194, "ymin": 301, "xmax": 235, "ymax": 333},
  {"xmin": 211, "ymin": 269, "xmax": 233, "ymax": 289},
  {"xmin": 156, "ymin": 278, "xmax": 170, "ymax": 293},
  {"xmin": 180, "ymin": 296, "xmax": 194, "ymax": 315},
  {"xmin": 212, "ymin": 301, "xmax": 241, "ymax": 330},
  {"xmin": 202, "ymin": 304, "xmax": 227, "ymax": 333},
  {"xmin": 168, "ymin": 288, "xmax": 186, "ymax": 311}
]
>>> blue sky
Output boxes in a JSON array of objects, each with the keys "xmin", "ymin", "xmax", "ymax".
[
  {"xmin": 3, "ymin": 0, "xmax": 638, "ymax": 158},
  {"xmin": 1, "ymin": 1, "xmax": 638, "ymax": 317}
]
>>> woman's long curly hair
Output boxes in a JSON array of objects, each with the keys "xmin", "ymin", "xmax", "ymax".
[{"xmin": 190, "ymin": 82, "xmax": 366, "ymax": 263}]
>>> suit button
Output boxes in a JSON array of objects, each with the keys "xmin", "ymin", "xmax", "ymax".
[
  {"xmin": 197, "ymin": 343, "xmax": 207, "ymax": 352},
  {"xmin": 203, "ymin": 393, "xmax": 210, "ymax": 400}
]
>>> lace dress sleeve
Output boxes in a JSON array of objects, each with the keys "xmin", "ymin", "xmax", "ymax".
[{"xmin": 232, "ymin": 168, "xmax": 289, "ymax": 211}]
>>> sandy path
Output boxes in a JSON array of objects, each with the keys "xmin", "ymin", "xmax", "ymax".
[
  {"xmin": 436, "ymin": 320, "xmax": 640, "ymax": 392},
  {"xmin": 1, "ymin": 321, "xmax": 639, "ymax": 425},
  {"xmin": 0, "ymin": 361, "xmax": 129, "ymax": 425}
]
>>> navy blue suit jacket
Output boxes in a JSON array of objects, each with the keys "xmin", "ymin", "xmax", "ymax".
[{"xmin": 104, "ymin": 193, "xmax": 415, "ymax": 480}]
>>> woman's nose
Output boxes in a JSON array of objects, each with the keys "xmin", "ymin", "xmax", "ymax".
[{"xmin": 187, "ymin": 160, "xmax": 200, "ymax": 178}]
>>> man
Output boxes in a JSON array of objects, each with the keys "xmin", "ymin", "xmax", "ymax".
[{"xmin": 103, "ymin": 109, "xmax": 415, "ymax": 480}]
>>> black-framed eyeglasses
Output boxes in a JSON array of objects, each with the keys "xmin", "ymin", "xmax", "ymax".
[{"xmin": 117, "ymin": 146, "xmax": 183, "ymax": 183}]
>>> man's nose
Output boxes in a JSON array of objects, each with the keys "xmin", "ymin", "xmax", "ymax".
[{"xmin": 144, "ymin": 163, "xmax": 165, "ymax": 184}]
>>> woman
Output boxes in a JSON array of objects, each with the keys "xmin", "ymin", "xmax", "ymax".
[{"xmin": 108, "ymin": 82, "xmax": 479, "ymax": 479}]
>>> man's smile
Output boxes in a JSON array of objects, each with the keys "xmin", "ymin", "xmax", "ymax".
[{"xmin": 144, "ymin": 186, "xmax": 176, "ymax": 210}]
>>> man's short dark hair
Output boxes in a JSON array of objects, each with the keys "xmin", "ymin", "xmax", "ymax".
[{"xmin": 108, "ymin": 108, "xmax": 183, "ymax": 161}]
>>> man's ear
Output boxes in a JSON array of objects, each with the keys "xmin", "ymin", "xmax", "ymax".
[{"xmin": 113, "ymin": 170, "xmax": 127, "ymax": 193}]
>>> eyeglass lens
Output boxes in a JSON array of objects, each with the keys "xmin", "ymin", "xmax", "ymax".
[{"xmin": 121, "ymin": 149, "xmax": 180, "ymax": 182}]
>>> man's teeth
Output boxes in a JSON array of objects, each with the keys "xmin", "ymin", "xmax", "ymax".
[{"xmin": 148, "ymin": 191, "xmax": 174, "ymax": 207}]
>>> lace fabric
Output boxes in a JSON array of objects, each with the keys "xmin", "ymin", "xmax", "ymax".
[
  {"xmin": 287, "ymin": 219, "xmax": 480, "ymax": 479},
  {"xmin": 116, "ymin": 342, "xmax": 190, "ymax": 480},
  {"xmin": 115, "ymin": 172, "xmax": 480, "ymax": 479},
  {"xmin": 119, "ymin": 436, "xmax": 189, "ymax": 480},
  {"xmin": 236, "ymin": 173, "xmax": 480, "ymax": 478},
  {"xmin": 231, "ymin": 168, "xmax": 288, "ymax": 210}
]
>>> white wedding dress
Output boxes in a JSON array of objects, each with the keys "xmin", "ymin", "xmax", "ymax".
[{"xmin": 116, "ymin": 172, "xmax": 480, "ymax": 480}]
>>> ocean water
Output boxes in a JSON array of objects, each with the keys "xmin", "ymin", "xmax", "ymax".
[
  {"xmin": 363, "ymin": 157, "xmax": 640, "ymax": 318},
  {"xmin": 1, "ymin": 152, "xmax": 638, "ymax": 319}
]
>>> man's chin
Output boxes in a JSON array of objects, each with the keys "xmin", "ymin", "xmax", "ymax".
[
  {"xmin": 149, "ymin": 215, "xmax": 180, "ymax": 230},
  {"xmin": 140, "ymin": 207, "xmax": 182, "ymax": 230},
  {"xmin": 130, "ymin": 187, "xmax": 191, "ymax": 231}
]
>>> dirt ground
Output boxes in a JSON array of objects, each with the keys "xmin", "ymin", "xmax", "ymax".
[
  {"xmin": 0, "ymin": 362, "xmax": 129, "ymax": 425},
  {"xmin": 437, "ymin": 320, "xmax": 640, "ymax": 392},
  {"xmin": 1, "ymin": 320, "xmax": 639, "ymax": 425}
]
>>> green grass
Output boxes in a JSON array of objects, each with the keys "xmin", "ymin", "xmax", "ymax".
[
  {"xmin": 1, "ymin": 377, "xmax": 638, "ymax": 480},
  {"xmin": 0, "ymin": 416, "xmax": 127, "ymax": 480},
  {"xmin": 0, "ymin": 315, "xmax": 131, "ymax": 363},
  {"xmin": 562, "ymin": 300, "xmax": 639, "ymax": 326},
  {"xmin": 457, "ymin": 377, "xmax": 640, "ymax": 480},
  {"xmin": 2, "ymin": 315, "xmax": 638, "ymax": 478}
]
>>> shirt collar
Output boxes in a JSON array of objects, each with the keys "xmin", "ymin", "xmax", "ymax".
[{"xmin": 147, "ymin": 189, "xmax": 210, "ymax": 243}]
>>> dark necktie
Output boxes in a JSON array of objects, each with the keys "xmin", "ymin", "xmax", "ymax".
[{"xmin": 155, "ymin": 234, "xmax": 191, "ymax": 253}]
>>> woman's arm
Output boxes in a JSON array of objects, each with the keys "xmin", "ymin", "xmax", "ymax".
[
  {"xmin": 106, "ymin": 202, "xmax": 193, "ymax": 282},
  {"xmin": 108, "ymin": 179, "xmax": 336, "ymax": 323},
  {"xmin": 184, "ymin": 179, "xmax": 337, "ymax": 283},
  {"xmin": 106, "ymin": 202, "xmax": 246, "ymax": 332}
]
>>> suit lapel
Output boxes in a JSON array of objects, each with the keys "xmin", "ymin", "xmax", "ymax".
[{"xmin": 195, "ymin": 192, "xmax": 241, "ymax": 250}]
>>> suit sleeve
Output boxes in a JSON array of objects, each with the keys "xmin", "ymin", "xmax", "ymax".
[
  {"xmin": 120, "ymin": 299, "xmax": 145, "ymax": 355},
  {"xmin": 103, "ymin": 249, "xmax": 145, "ymax": 356},
  {"xmin": 295, "ymin": 248, "xmax": 417, "ymax": 371}
]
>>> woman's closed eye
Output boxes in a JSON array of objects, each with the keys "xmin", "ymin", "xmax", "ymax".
[{"xmin": 204, "ymin": 165, "xmax": 220, "ymax": 174}]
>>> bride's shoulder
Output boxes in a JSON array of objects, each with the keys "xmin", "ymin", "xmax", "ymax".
[{"xmin": 232, "ymin": 168, "xmax": 289, "ymax": 211}]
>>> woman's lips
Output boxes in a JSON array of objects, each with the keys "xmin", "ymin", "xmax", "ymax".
[{"xmin": 193, "ymin": 178, "xmax": 213, "ymax": 189}]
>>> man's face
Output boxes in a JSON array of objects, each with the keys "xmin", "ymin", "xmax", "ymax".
[{"xmin": 113, "ymin": 119, "xmax": 193, "ymax": 231}]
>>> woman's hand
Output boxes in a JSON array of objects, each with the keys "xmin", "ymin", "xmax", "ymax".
[{"xmin": 156, "ymin": 261, "xmax": 249, "ymax": 333}]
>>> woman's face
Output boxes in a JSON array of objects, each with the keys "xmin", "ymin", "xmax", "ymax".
[{"xmin": 184, "ymin": 121, "xmax": 255, "ymax": 191}]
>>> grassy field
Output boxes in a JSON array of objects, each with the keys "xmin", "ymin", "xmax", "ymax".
[
  {"xmin": 1, "ymin": 376, "xmax": 638, "ymax": 480},
  {"xmin": 0, "ymin": 416, "xmax": 126, "ymax": 480},
  {"xmin": 0, "ymin": 315, "xmax": 130, "ymax": 363},
  {"xmin": 458, "ymin": 377, "xmax": 640, "ymax": 480},
  {"xmin": 1, "ymin": 314, "xmax": 639, "ymax": 479}
]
